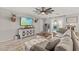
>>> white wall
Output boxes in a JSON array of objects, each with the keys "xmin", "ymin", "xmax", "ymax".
[
  {"xmin": 33, "ymin": 19, "xmax": 43, "ymax": 34},
  {"xmin": 0, "ymin": 15, "xmax": 20, "ymax": 42}
]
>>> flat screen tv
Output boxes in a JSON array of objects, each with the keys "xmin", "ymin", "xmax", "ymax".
[{"xmin": 20, "ymin": 17, "xmax": 33, "ymax": 26}]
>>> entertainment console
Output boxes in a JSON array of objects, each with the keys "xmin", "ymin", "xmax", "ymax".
[{"xmin": 18, "ymin": 27, "xmax": 34, "ymax": 39}]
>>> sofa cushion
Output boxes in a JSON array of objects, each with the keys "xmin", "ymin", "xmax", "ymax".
[
  {"xmin": 55, "ymin": 36, "xmax": 73, "ymax": 51},
  {"xmin": 71, "ymin": 31, "xmax": 79, "ymax": 51},
  {"xmin": 75, "ymin": 32, "xmax": 79, "ymax": 40},
  {"xmin": 55, "ymin": 30, "xmax": 73, "ymax": 51}
]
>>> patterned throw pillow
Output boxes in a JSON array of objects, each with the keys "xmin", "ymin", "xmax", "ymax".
[{"xmin": 45, "ymin": 39, "xmax": 60, "ymax": 51}]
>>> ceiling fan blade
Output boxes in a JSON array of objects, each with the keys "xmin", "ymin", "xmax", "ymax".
[
  {"xmin": 47, "ymin": 11, "xmax": 52, "ymax": 14},
  {"xmin": 46, "ymin": 8, "xmax": 52, "ymax": 11},
  {"xmin": 35, "ymin": 8, "xmax": 41, "ymax": 11},
  {"xmin": 42, "ymin": 7, "xmax": 45, "ymax": 11},
  {"xmin": 46, "ymin": 10, "xmax": 54, "ymax": 13},
  {"xmin": 51, "ymin": 10, "xmax": 54, "ymax": 11}
]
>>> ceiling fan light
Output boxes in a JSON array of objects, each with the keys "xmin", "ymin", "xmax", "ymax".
[{"xmin": 41, "ymin": 12, "xmax": 45, "ymax": 15}]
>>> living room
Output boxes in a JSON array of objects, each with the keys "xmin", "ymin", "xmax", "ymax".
[{"xmin": 0, "ymin": 7, "xmax": 79, "ymax": 51}]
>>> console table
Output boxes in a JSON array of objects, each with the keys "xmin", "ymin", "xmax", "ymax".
[{"xmin": 18, "ymin": 28, "xmax": 34, "ymax": 39}]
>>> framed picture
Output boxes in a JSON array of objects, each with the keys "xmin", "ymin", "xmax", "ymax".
[{"xmin": 66, "ymin": 16, "xmax": 78, "ymax": 23}]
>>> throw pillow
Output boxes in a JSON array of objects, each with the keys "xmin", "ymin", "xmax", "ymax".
[{"xmin": 45, "ymin": 39, "xmax": 60, "ymax": 51}]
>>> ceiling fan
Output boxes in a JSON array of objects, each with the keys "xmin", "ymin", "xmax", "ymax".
[{"xmin": 34, "ymin": 7, "xmax": 54, "ymax": 15}]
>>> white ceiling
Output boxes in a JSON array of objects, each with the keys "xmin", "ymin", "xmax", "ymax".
[{"xmin": 1, "ymin": 7, "xmax": 79, "ymax": 18}]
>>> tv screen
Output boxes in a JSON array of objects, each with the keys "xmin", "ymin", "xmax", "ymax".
[{"xmin": 20, "ymin": 17, "xmax": 32, "ymax": 26}]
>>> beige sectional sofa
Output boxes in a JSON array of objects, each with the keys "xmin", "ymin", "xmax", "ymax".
[{"xmin": 30, "ymin": 30, "xmax": 79, "ymax": 51}]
